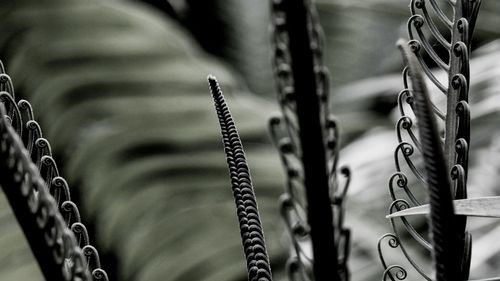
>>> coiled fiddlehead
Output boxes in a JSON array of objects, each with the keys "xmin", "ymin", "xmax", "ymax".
[
  {"xmin": 0, "ymin": 62, "xmax": 108, "ymax": 281},
  {"xmin": 208, "ymin": 76, "xmax": 273, "ymax": 281},
  {"xmin": 269, "ymin": 0, "xmax": 350, "ymax": 280},
  {"xmin": 380, "ymin": 1, "xmax": 481, "ymax": 280}
]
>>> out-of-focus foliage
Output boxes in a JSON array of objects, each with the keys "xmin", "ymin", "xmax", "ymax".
[
  {"xmin": 0, "ymin": 0, "xmax": 500, "ymax": 281},
  {"xmin": 180, "ymin": 0, "xmax": 500, "ymax": 141},
  {"xmin": 0, "ymin": 1, "xmax": 286, "ymax": 280},
  {"xmin": 0, "ymin": 192, "xmax": 42, "ymax": 280}
]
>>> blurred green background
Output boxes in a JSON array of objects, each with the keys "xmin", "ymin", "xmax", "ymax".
[{"xmin": 1, "ymin": 0, "xmax": 500, "ymax": 280}]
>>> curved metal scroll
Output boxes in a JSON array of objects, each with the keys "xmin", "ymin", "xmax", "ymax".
[
  {"xmin": 0, "ymin": 62, "xmax": 108, "ymax": 281},
  {"xmin": 269, "ymin": 0, "xmax": 350, "ymax": 280}
]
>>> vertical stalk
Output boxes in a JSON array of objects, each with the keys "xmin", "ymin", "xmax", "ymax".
[
  {"xmin": 443, "ymin": 2, "xmax": 464, "ymax": 171},
  {"xmin": 208, "ymin": 76, "xmax": 273, "ymax": 281},
  {"xmin": 283, "ymin": 0, "xmax": 340, "ymax": 279},
  {"xmin": 399, "ymin": 41, "xmax": 461, "ymax": 281}
]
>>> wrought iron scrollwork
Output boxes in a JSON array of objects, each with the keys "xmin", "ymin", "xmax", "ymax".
[
  {"xmin": 379, "ymin": 1, "xmax": 481, "ymax": 280},
  {"xmin": 0, "ymin": 61, "xmax": 108, "ymax": 281},
  {"xmin": 269, "ymin": 0, "xmax": 350, "ymax": 280}
]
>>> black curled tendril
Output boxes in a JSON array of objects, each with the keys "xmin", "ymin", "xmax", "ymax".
[
  {"xmin": 378, "ymin": 234, "xmax": 406, "ymax": 281},
  {"xmin": 380, "ymin": 1, "xmax": 481, "ymax": 279},
  {"xmin": 92, "ymin": 269, "xmax": 109, "ymax": 281},
  {"xmin": 399, "ymin": 38, "xmax": 461, "ymax": 280},
  {"xmin": 286, "ymin": 257, "xmax": 308, "ymax": 281},
  {"xmin": 386, "ymin": 200, "xmax": 433, "ymax": 281},
  {"xmin": 383, "ymin": 265, "xmax": 408, "ymax": 281},
  {"xmin": 389, "ymin": 172, "xmax": 420, "ymax": 206},
  {"xmin": 269, "ymin": 0, "xmax": 349, "ymax": 280},
  {"xmin": 0, "ymin": 62, "xmax": 107, "ymax": 281},
  {"xmin": 384, "ymin": 0, "xmax": 481, "ymax": 280}
]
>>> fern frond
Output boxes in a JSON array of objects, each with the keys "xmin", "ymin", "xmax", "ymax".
[
  {"xmin": 208, "ymin": 76, "xmax": 273, "ymax": 281},
  {"xmin": 269, "ymin": 0, "xmax": 351, "ymax": 280},
  {"xmin": 380, "ymin": 1, "xmax": 481, "ymax": 280},
  {"xmin": 399, "ymin": 40, "xmax": 461, "ymax": 281},
  {"xmin": 0, "ymin": 64, "xmax": 108, "ymax": 281}
]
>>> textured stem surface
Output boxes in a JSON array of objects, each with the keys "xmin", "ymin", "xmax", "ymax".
[
  {"xmin": 398, "ymin": 41, "xmax": 461, "ymax": 281},
  {"xmin": 281, "ymin": 0, "xmax": 340, "ymax": 279},
  {"xmin": 208, "ymin": 76, "xmax": 273, "ymax": 281}
]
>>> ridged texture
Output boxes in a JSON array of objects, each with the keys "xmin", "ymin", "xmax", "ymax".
[
  {"xmin": 3, "ymin": 0, "xmax": 500, "ymax": 280},
  {"xmin": 0, "ymin": 105, "xmax": 91, "ymax": 281},
  {"xmin": 0, "ymin": 1, "xmax": 287, "ymax": 280},
  {"xmin": 0, "ymin": 63, "xmax": 108, "ymax": 281},
  {"xmin": 379, "ymin": 1, "xmax": 481, "ymax": 280},
  {"xmin": 398, "ymin": 41, "xmax": 461, "ymax": 281},
  {"xmin": 208, "ymin": 76, "xmax": 273, "ymax": 281}
]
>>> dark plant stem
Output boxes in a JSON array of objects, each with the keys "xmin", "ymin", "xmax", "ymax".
[
  {"xmin": 398, "ymin": 41, "xmax": 461, "ymax": 281},
  {"xmin": 282, "ymin": 0, "xmax": 340, "ymax": 279},
  {"xmin": 0, "ymin": 105, "xmax": 91, "ymax": 281}
]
